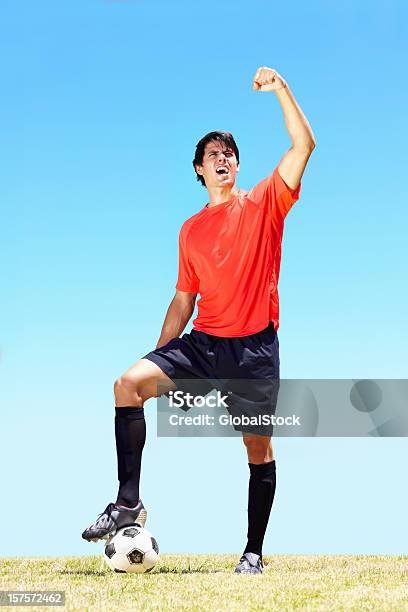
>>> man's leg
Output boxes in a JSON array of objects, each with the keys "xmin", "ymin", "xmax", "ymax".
[
  {"xmin": 82, "ymin": 358, "xmax": 176, "ymax": 542},
  {"xmin": 113, "ymin": 358, "xmax": 176, "ymax": 506},
  {"xmin": 235, "ymin": 434, "xmax": 276, "ymax": 574}
]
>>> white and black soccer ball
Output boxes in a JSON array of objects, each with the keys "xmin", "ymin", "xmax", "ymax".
[{"xmin": 104, "ymin": 526, "xmax": 159, "ymax": 574}]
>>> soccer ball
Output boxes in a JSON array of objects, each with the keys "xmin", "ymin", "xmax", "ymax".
[{"xmin": 104, "ymin": 526, "xmax": 159, "ymax": 574}]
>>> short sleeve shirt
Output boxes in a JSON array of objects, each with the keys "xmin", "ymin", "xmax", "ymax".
[{"xmin": 176, "ymin": 167, "xmax": 301, "ymax": 337}]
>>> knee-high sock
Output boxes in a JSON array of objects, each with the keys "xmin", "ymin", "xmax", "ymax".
[
  {"xmin": 115, "ymin": 407, "xmax": 146, "ymax": 507},
  {"xmin": 244, "ymin": 460, "xmax": 276, "ymax": 557}
]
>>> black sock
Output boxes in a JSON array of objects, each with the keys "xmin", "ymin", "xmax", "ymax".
[
  {"xmin": 114, "ymin": 407, "xmax": 146, "ymax": 507},
  {"xmin": 243, "ymin": 460, "xmax": 276, "ymax": 558}
]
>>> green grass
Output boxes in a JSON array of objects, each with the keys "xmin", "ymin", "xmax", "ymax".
[{"xmin": 1, "ymin": 555, "xmax": 408, "ymax": 611}]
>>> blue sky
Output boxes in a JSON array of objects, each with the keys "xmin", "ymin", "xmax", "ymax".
[{"xmin": 1, "ymin": 0, "xmax": 407, "ymax": 556}]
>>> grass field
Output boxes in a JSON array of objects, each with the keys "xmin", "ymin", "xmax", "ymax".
[{"xmin": 1, "ymin": 555, "xmax": 407, "ymax": 611}]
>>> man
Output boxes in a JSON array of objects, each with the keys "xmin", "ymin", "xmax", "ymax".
[{"xmin": 82, "ymin": 66, "xmax": 315, "ymax": 574}]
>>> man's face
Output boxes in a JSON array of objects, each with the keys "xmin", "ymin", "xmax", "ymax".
[{"xmin": 195, "ymin": 141, "xmax": 239, "ymax": 189}]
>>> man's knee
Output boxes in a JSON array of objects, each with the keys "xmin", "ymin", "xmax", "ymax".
[
  {"xmin": 114, "ymin": 374, "xmax": 142, "ymax": 402},
  {"xmin": 114, "ymin": 375, "xmax": 130, "ymax": 394},
  {"xmin": 243, "ymin": 435, "xmax": 273, "ymax": 464},
  {"xmin": 114, "ymin": 371, "xmax": 158, "ymax": 405}
]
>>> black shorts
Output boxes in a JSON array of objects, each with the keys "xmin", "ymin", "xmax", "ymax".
[{"xmin": 143, "ymin": 322, "xmax": 280, "ymax": 436}]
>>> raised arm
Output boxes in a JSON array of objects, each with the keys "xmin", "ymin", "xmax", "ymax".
[{"xmin": 252, "ymin": 66, "xmax": 316, "ymax": 189}]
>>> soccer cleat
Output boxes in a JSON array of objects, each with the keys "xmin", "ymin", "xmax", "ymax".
[
  {"xmin": 234, "ymin": 552, "xmax": 263, "ymax": 574},
  {"xmin": 81, "ymin": 500, "xmax": 147, "ymax": 543}
]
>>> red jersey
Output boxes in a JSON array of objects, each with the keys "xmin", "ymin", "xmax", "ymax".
[{"xmin": 176, "ymin": 167, "xmax": 301, "ymax": 337}]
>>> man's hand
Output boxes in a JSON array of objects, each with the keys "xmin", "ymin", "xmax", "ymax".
[{"xmin": 252, "ymin": 66, "xmax": 287, "ymax": 92}]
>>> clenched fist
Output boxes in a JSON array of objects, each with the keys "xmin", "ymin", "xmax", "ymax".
[{"xmin": 252, "ymin": 67, "xmax": 287, "ymax": 92}]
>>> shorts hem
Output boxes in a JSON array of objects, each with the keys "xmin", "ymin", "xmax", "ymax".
[
  {"xmin": 234, "ymin": 427, "xmax": 274, "ymax": 437},
  {"xmin": 142, "ymin": 353, "xmax": 176, "ymax": 382}
]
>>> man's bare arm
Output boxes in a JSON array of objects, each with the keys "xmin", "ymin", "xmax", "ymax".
[
  {"xmin": 156, "ymin": 290, "xmax": 197, "ymax": 349},
  {"xmin": 252, "ymin": 66, "xmax": 316, "ymax": 189}
]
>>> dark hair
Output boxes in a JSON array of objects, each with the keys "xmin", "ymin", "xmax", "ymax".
[{"xmin": 192, "ymin": 131, "xmax": 240, "ymax": 187}]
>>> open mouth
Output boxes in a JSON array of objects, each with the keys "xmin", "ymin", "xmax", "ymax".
[{"xmin": 216, "ymin": 167, "xmax": 229, "ymax": 175}]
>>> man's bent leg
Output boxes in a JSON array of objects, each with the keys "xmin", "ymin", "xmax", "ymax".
[
  {"xmin": 113, "ymin": 359, "xmax": 176, "ymax": 507},
  {"xmin": 82, "ymin": 358, "xmax": 176, "ymax": 542}
]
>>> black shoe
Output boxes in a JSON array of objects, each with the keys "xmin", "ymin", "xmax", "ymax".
[
  {"xmin": 81, "ymin": 500, "xmax": 147, "ymax": 542},
  {"xmin": 234, "ymin": 552, "xmax": 263, "ymax": 574}
]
